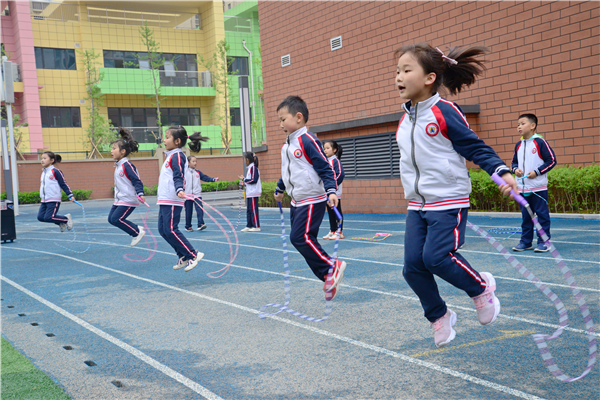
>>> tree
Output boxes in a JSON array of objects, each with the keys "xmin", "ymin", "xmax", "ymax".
[
  {"xmin": 136, "ymin": 22, "xmax": 165, "ymax": 144},
  {"xmin": 198, "ymin": 39, "xmax": 233, "ymax": 154},
  {"xmin": 78, "ymin": 48, "xmax": 113, "ymax": 159},
  {"xmin": 250, "ymin": 45, "xmax": 265, "ymax": 147},
  {"xmin": 11, "ymin": 113, "xmax": 28, "ymax": 160}
]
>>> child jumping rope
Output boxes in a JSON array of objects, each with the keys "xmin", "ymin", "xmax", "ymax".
[
  {"xmin": 184, "ymin": 155, "xmax": 218, "ymax": 232},
  {"xmin": 158, "ymin": 126, "xmax": 208, "ymax": 272},
  {"xmin": 109, "ymin": 127, "xmax": 146, "ymax": 247},
  {"xmin": 274, "ymin": 96, "xmax": 346, "ymax": 301},
  {"xmin": 38, "ymin": 151, "xmax": 74, "ymax": 231},
  {"xmin": 394, "ymin": 43, "xmax": 518, "ymax": 348},
  {"xmin": 239, "ymin": 152, "xmax": 262, "ymax": 232},
  {"xmin": 322, "ymin": 140, "xmax": 345, "ymax": 240}
]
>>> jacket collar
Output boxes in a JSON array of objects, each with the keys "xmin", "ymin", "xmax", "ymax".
[
  {"xmin": 327, "ymin": 155, "xmax": 338, "ymax": 161},
  {"xmin": 165, "ymin": 148, "xmax": 183, "ymax": 157},
  {"xmin": 115, "ymin": 157, "xmax": 129, "ymax": 167},
  {"xmin": 521, "ymin": 133, "xmax": 544, "ymax": 141},
  {"xmin": 42, "ymin": 165, "xmax": 55, "ymax": 172},
  {"xmin": 287, "ymin": 126, "xmax": 308, "ymax": 143},
  {"xmin": 402, "ymin": 92, "xmax": 440, "ymax": 118}
]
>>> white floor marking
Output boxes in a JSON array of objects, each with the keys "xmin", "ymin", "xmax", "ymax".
[
  {"xmin": 6, "ymin": 243, "xmax": 599, "ymax": 338},
  {"xmin": 0, "ymin": 275, "xmax": 223, "ymax": 400},
  {"xmin": 2, "ymin": 247, "xmax": 548, "ymax": 400}
]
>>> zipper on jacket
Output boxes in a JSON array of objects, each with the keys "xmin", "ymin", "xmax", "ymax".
[
  {"xmin": 408, "ymin": 103, "xmax": 426, "ymax": 209},
  {"xmin": 42, "ymin": 169, "xmax": 46, "ymax": 201},
  {"xmin": 285, "ymin": 136, "xmax": 295, "ymax": 201},
  {"xmin": 521, "ymin": 140, "xmax": 527, "ymax": 192}
]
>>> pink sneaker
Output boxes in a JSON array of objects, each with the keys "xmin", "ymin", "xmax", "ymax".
[
  {"xmin": 431, "ymin": 309, "xmax": 457, "ymax": 348},
  {"xmin": 472, "ymin": 272, "xmax": 501, "ymax": 325},
  {"xmin": 323, "ymin": 260, "xmax": 346, "ymax": 293}
]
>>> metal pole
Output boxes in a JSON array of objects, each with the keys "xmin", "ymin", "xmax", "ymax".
[
  {"xmin": 6, "ymin": 104, "xmax": 19, "ymax": 215},
  {"xmin": 1, "ymin": 120, "xmax": 13, "ymax": 202}
]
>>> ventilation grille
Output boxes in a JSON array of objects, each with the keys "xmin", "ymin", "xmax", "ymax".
[
  {"xmin": 336, "ymin": 132, "xmax": 400, "ymax": 179},
  {"xmin": 74, "ymin": 43, "xmax": 81, "ymax": 48},
  {"xmin": 330, "ymin": 36, "xmax": 342, "ymax": 51},
  {"xmin": 79, "ymin": 99, "xmax": 85, "ymax": 104},
  {"xmin": 281, "ymin": 54, "xmax": 291, "ymax": 67}
]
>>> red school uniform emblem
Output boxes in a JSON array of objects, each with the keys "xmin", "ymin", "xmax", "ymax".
[
  {"xmin": 532, "ymin": 147, "xmax": 537, "ymax": 154},
  {"xmin": 426, "ymin": 123, "xmax": 440, "ymax": 137},
  {"xmin": 119, "ymin": 171, "xmax": 125, "ymax": 177},
  {"xmin": 294, "ymin": 149, "xmax": 303, "ymax": 158}
]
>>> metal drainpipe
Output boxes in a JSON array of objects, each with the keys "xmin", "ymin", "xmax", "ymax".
[{"xmin": 242, "ymin": 40, "xmax": 256, "ymax": 145}]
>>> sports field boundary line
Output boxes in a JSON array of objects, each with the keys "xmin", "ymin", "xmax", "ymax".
[{"xmin": 1, "ymin": 248, "xmax": 548, "ymax": 400}]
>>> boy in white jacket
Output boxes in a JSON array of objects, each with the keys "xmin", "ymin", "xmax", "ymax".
[{"xmin": 184, "ymin": 155, "xmax": 218, "ymax": 232}]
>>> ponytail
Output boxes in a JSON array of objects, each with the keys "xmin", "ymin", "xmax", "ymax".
[
  {"xmin": 394, "ymin": 43, "xmax": 488, "ymax": 95},
  {"xmin": 244, "ymin": 151, "xmax": 258, "ymax": 167},
  {"xmin": 188, "ymin": 131, "xmax": 209, "ymax": 153},
  {"xmin": 324, "ymin": 140, "xmax": 343, "ymax": 159},
  {"xmin": 112, "ymin": 127, "xmax": 139, "ymax": 156},
  {"xmin": 43, "ymin": 151, "xmax": 62, "ymax": 164}
]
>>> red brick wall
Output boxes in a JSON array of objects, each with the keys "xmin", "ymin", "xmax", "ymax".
[
  {"xmin": 1, "ymin": 155, "xmax": 243, "ymax": 199},
  {"xmin": 257, "ymin": 0, "xmax": 599, "ymax": 214}
]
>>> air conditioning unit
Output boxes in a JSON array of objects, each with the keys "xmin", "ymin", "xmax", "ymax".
[{"xmin": 201, "ymin": 70, "xmax": 212, "ymax": 87}]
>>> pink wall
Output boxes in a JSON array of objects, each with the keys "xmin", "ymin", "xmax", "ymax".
[{"xmin": 1, "ymin": 1, "xmax": 43, "ymax": 152}]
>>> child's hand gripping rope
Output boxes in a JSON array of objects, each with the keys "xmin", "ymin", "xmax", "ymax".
[
  {"xmin": 258, "ymin": 202, "xmax": 343, "ymax": 322},
  {"xmin": 185, "ymin": 194, "xmax": 239, "ymax": 278},
  {"xmin": 468, "ymin": 173, "xmax": 596, "ymax": 382},
  {"xmin": 54, "ymin": 200, "xmax": 91, "ymax": 254},
  {"xmin": 123, "ymin": 197, "xmax": 158, "ymax": 262}
]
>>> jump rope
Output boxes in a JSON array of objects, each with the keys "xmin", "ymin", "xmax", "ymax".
[
  {"xmin": 352, "ymin": 232, "xmax": 393, "ymax": 241},
  {"xmin": 486, "ymin": 177, "xmax": 547, "ymax": 239},
  {"xmin": 228, "ymin": 181, "xmax": 244, "ymax": 233},
  {"xmin": 54, "ymin": 200, "xmax": 91, "ymax": 254},
  {"xmin": 122, "ymin": 197, "xmax": 158, "ymax": 262},
  {"xmin": 469, "ymin": 174, "xmax": 596, "ymax": 382},
  {"xmin": 258, "ymin": 202, "xmax": 343, "ymax": 322}
]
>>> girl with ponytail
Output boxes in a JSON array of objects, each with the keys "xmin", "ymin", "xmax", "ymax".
[
  {"xmin": 38, "ymin": 151, "xmax": 75, "ymax": 231},
  {"xmin": 238, "ymin": 152, "xmax": 262, "ymax": 232},
  {"xmin": 109, "ymin": 127, "xmax": 147, "ymax": 247},
  {"xmin": 394, "ymin": 43, "xmax": 518, "ymax": 348},
  {"xmin": 157, "ymin": 126, "xmax": 208, "ymax": 272}
]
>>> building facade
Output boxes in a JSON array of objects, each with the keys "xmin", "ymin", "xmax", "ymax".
[
  {"xmin": 257, "ymin": 0, "xmax": 599, "ymax": 214},
  {"xmin": 1, "ymin": 0, "xmax": 266, "ymax": 159}
]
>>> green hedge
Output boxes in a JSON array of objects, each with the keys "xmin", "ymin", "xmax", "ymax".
[
  {"xmin": 1, "ymin": 190, "xmax": 92, "ymax": 204},
  {"xmin": 470, "ymin": 165, "xmax": 600, "ymax": 214},
  {"xmin": 258, "ymin": 181, "xmax": 291, "ymax": 208}
]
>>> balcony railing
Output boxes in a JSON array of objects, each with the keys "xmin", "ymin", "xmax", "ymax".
[
  {"xmin": 159, "ymin": 70, "xmax": 212, "ymax": 88},
  {"xmin": 112, "ymin": 127, "xmax": 161, "ymax": 145},
  {"xmin": 87, "ymin": 6, "xmax": 200, "ymax": 29},
  {"xmin": 30, "ymin": 1, "xmax": 79, "ymax": 22}
]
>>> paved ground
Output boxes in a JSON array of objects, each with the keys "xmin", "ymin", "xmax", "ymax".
[{"xmin": 1, "ymin": 197, "xmax": 598, "ymax": 399}]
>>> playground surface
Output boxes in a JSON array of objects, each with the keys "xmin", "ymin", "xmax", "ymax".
[{"xmin": 1, "ymin": 197, "xmax": 599, "ymax": 400}]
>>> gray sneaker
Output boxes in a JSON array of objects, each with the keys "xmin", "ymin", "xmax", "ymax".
[
  {"xmin": 59, "ymin": 223, "xmax": 67, "ymax": 232},
  {"xmin": 66, "ymin": 214, "xmax": 73, "ymax": 230},
  {"xmin": 184, "ymin": 252, "xmax": 204, "ymax": 272},
  {"xmin": 173, "ymin": 257, "xmax": 186, "ymax": 270}
]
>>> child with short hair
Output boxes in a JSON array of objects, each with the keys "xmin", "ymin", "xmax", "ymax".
[
  {"xmin": 322, "ymin": 140, "xmax": 345, "ymax": 240},
  {"xmin": 184, "ymin": 155, "xmax": 218, "ymax": 232},
  {"xmin": 109, "ymin": 127, "xmax": 146, "ymax": 247},
  {"xmin": 239, "ymin": 152, "xmax": 262, "ymax": 232},
  {"xmin": 274, "ymin": 96, "xmax": 346, "ymax": 301},
  {"xmin": 511, "ymin": 113, "xmax": 557, "ymax": 253},
  {"xmin": 38, "ymin": 151, "xmax": 74, "ymax": 231},
  {"xmin": 394, "ymin": 43, "xmax": 518, "ymax": 348},
  {"xmin": 157, "ymin": 126, "xmax": 208, "ymax": 272}
]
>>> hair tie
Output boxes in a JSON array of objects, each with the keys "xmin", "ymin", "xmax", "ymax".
[
  {"xmin": 436, "ymin": 47, "xmax": 458, "ymax": 65},
  {"xmin": 123, "ymin": 140, "xmax": 127, "ymax": 143}
]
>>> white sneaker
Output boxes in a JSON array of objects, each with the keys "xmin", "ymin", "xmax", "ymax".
[
  {"xmin": 59, "ymin": 223, "xmax": 67, "ymax": 232},
  {"xmin": 322, "ymin": 232, "xmax": 334, "ymax": 240},
  {"xmin": 66, "ymin": 214, "xmax": 73, "ymax": 230},
  {"xmin": 184, "ymin": 252, "xmax": 205, "ymax": 272},
  {"xmin": 248, "ymin": 227, "xmax": 261, "ymax": 232},
  {"xmin": 241, "ymin": 227, "xmax": 251, "ymax": 232},
  {"xmin": 130, "ymin": 227, "xmax": 145, "ymax": 247},
  {"xmin": 173, "ymin": 257, "xmax": 186, "ymax": 270}
]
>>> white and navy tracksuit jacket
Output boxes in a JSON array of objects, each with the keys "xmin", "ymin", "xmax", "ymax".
[
  {"xmin": 108, "ymin": 158, "xmax": 145, "ymax": 237},
  {"xmin": 511, "ymin": 133, "xmax": 556, "ymax": 246},
  {"xmin": 37, "ymin": 165, "xmax": 73, "ymax": 225},
  {"xmin": 243, "ymin": 162, "xmax": 262, "ymax": 228},
  {"xmin": 183, "ymin": 167, "xmax": 215, "ymax": 229},
  {"xmin": 157, "ymin": 149, "xmax": 197, "ymax": 261},
  {"xmin": 276, "ymin": 126, "xmax": 339, "ymax": 281},
  {"xmin": 396, "ymin": 93, "xmax": 511, "ymax": 322},
  {"xmin": 327, "ymin": 155, "xmax": 345, "ymax": 232}
]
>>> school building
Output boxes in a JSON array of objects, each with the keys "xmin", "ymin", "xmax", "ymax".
[{"xmin": 256, "ymin": 0, "xmax": 599, "ymax": 214}]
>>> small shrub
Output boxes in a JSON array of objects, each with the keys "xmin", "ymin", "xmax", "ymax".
[{"xmin": 258, "ymin": 181, "xmax": 291, "ymax": 208}]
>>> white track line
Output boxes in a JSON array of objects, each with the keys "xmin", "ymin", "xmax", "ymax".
[
  {"xmin": 0, "ymin": 275, "xmax": 223, "ymax": 400},
  {"xmin": 1, "ymin": 248, "xmax": 547, "ymax": 400},
  {"xmin": 6, "ymin": 243, "xmax": 599, "ymax": 337}
]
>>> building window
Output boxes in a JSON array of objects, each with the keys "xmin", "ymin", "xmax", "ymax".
[
  {"xmin": 227, "ymin": 57, "xmax": 248, "ymax": 75},
  {"xmin": 103, "ymin": 51, "xmax": 197, "ymax": 71},
  {"xmin": 108, "ymin": 108, "xmax": 201, "ymax": 128},
  {"xmin": 335, "ymin": 132, "xmax": 400, "ymax": 179},
  {"xmin": 230, "ymin": 107, "xmax": 252, "ymax": 127},
  {"xmin": 34, "ymin": 48, "xmax": 76, "ymax": 70},
  {"xmin": 40, "ymin": 107, "xmax": 81, "ymax": 128},
  {"xmin": 161, "ymin": 108, "xmax": 201, "ymax": 127}
]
